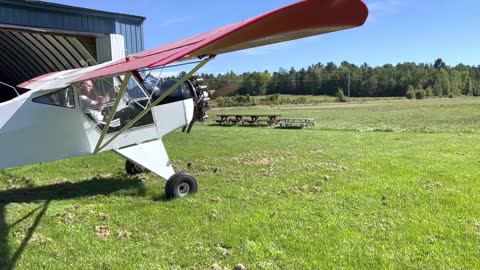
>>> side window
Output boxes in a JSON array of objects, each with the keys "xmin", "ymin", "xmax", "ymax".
[{"xmin": 32, "ymin": 87, "xmax": 75, "ymax": 108}]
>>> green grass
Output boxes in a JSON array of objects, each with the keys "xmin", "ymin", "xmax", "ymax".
[
  {"xmin": 212, "ymin": 97, "xmax": 480, "ymax": 133},
  {"xmin": 1, "ymin": 97, "xmax": 480, "ymax": 269}
]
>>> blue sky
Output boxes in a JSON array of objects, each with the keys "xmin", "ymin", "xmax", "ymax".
[{"xmin": 46, "ymin": 0, "xmax": 480, "ymax": 74}]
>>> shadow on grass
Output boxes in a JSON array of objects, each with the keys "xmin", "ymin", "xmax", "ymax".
[
  {"xmin": 208, "ymin": 123, "xmax": 237, "ymax": 127},
  {"xmin": 274, "ymin": 126, "xmax": 307, "ymax": 129},
  {"xmin": 0, "ymin": 177, "xmax": 147, "ymax": 204},
  {"xmin": 209, "ymin": 123, "xmax": 276, "ymax": 128},
  {"xmin": 152, "ymin": 194, "xmax": 169, "ymax": 202},
  {"xmin": 0, "ymin": 176, "xmax": 148, "ymax": 270}
]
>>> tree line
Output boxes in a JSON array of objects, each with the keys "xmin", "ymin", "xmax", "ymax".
[{"xmin": 199, "ymin": 58, "xmax": 480, "ymax": 97}]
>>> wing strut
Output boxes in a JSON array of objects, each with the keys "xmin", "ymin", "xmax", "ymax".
[
  {"xmin": 94, "ymin": 57, "xmax": 212, "ymax": 154},
  {"xmin": 93, "ymin": 73, "xmax": 132, "ymax": 154}
]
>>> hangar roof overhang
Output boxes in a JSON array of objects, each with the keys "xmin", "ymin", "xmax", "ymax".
[
  {"xmin": 0, "ymin": 0, "xmax": 145, "ymax": 24},
  {"xmin": 0, "ymin": 0, "xmax": 145, "ymax": 102}
]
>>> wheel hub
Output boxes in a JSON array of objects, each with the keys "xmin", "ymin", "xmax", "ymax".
[{"xmin": 177, "ymin": 182, "xmax": 190, "ymax": 197}]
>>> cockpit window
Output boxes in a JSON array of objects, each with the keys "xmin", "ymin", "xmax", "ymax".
[
  {"xmin": 32, "ymin": 87, "xmax": 75, "ymax": 108},
  {"xmin": 77, "ymin": 75, "xmax": 154, "ymax": 133}
]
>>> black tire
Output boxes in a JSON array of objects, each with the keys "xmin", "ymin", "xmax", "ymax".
[
  {"xmin": 165, "ymin": 172, "xmax": 198, "ymax": 199},
  {"xmin": 125, "ymin": 160, "xmax": 146, "ymax": 175}
]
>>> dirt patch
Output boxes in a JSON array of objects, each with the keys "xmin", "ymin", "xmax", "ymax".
[
  {"xmin": 98, "ymin": 212, "xmax": 109, "ymax": 221},
  {"xmin": 117, "ymin": 230, "xmax": 132, "ymax": 239},
  {"xmin": 211, "ymin": 263, "xmax": 230, "ymax": 270},
  {"xmin": 131, "ymin": 174, "xmax": 149, "ymax": 183},
  {"xmin": 424, "ymin": 181, "xmax": 442, "ymax": 189},
  {"xmin": 310, "ymin": 149, "xmax": 328, "ymax": 155},
  {"xmin": 93, "ymin": 173, "xmax": 113, "ymax": 180},
  {"xmin": 19, "ymin": 233, "xmax": 52, "ymax": 246},
  {"xmin": 95, "ymin": 225, "xmax": 110, "ymax": 239},
  {"xmin": 240, "ymin": 157, "xmax": 275, "ymax": 166},
  {"xmin": 209, "ymin": 197, "xmax": 223, "ymax": 203},
  {"xmin": 230, "ymin": 150, "xmax": 296, "ymax": 166},
  {"xmin": 234, "ymin": 264, "xmax": 246, "ymax": 270},
  {"xmin": 303, "ymin": 161, "xmax": 349, "ymax": 172},
  {"xmin": 172, "ymin": 160, "xmax": 220, "ymax": 174},
  {"xmin": 63, "ymin": 212, "xmax": 75, "ymax": 224},
  {"xmin": 278, "ymin": 184, "xmax": 323, "ymax": 195},
  {"xmin": 5, "ymin": 176, "xmax": 35, "ymax": 189}
]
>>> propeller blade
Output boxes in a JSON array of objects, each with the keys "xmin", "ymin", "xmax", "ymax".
[
  {"xmin": 183, "ymin": 83, "xmax": 234, "ymax": 134},
  {"xmin": 186, "ymin": 119, "xmax": 195, "ymax": 133},
  {"xmin": 208, "ymin": 85, "xmax": 236, "ymax": 99}
]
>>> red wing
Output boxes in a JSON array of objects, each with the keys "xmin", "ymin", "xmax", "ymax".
[{"xmin": 69, "ymin": 0, "xmax": 368, "ymax": 82}]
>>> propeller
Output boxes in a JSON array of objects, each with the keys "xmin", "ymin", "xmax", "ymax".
[
  {"xmin": 182, "ymin": 78, "xmax": 236, "ymax": 133},
  {"xmin": 208, "ymin": 85, "xmax": 237, "ymax": 100}
]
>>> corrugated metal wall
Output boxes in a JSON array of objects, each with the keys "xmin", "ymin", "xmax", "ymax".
[
  {"xmin": 0, "ymin": 0, "xmax": 145, "ymax": 54},
  {"xmin": 116, "ymin": 20, "xmax": 144, "ymax": 55},
  {"xmin": 0, "ymin": 6, "xmax": 115, "ymax": 33},
  {"xmin": 0, "ymin": 0, "xmax": 145, "ymax": 94},
  {"xmin": 96, "ymin": 34, "xmax": 126, "ymax": 63}
]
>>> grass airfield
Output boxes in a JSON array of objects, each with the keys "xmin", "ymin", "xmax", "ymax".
[{"xmin": 1, "ymin": 97, "xmax": 480, "ymax": 269}]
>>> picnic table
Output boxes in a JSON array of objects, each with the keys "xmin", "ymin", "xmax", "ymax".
[
  {"xmin": 278, "ymin": 118, "xmax": 315, "ymax": 128},
  {"xmin": 216, "ymin": 114, "xmax": 281, "ymax": 126}
]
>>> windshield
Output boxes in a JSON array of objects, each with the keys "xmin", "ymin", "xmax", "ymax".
[{"xmin": 142, "ymin": 75, "xmax": 192, "ymax": 104}]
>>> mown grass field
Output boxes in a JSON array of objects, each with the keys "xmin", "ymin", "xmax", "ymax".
[{"xmin": 1, "ymin": 97, "xmax": 480, "ymax": 269}]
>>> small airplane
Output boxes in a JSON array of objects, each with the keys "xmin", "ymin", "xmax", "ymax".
[{"xmin": 0, "ymin": 0, "xmax": 368, "ymax": 199}]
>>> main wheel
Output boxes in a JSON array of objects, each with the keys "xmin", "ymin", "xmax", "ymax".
[
  {"xmin": 165, "ymin": 172, "xmax": 198, "ymax": 199},
  {"xmin": 125, "ymin": 160, "xmax": 147, "ymax": 175}
]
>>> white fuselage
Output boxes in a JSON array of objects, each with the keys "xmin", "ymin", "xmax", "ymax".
[{"xmin": 0, "ymin": 87, "xmax": 194, "ymax": 170}]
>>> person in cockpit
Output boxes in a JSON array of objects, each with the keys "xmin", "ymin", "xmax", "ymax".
[{"xmin": 79, "ymin": 80, "xmax": 106, "ymax": 109}]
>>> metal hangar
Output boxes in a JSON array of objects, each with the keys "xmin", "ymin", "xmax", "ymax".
[{"xmin": 0, "ymin": 0, "xmax": 145, "ymax": 102}]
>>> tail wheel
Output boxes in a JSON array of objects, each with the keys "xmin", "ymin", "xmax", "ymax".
[
  {"xmin": 165, "ymin": 172, "xmax": 198, "ymax": 199},
  {"xmin": 125, "ymin": 160, "xmax": 147, "ymax": 175}
]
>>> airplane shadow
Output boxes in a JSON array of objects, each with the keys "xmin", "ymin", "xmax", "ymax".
[{"xmin": 0, "ymin": 176, "xmax": 149, "ymax": 269}]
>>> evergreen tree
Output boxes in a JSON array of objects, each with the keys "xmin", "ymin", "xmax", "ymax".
[
  {"xmin": 450, "ymin": 72, "xmax": 460, "ymax": 96},
  {"xmin": 473, "ymin": 81, "xmax": 479, "ymax": 96},
  {"xmin": 336, "ymin": 88, "xmax": 347, "ymax": 102},
  {"xmin": 425, "ymin": 86, "xmax": 433, "ymax": 96},
  {"xmin": 303, "ymin": 67, "xmax": 321, "ymax": 95},
  {"xmin": 439, "ymin": 69, "xmax": 451, "ymax": 96},
  {"xmin": 197, "ymin": 59, "xmax": 480, "ymax": 98},
  {"xmin": 406, "ymin": 85, "xmax": 415, "ymax": 99},
  {"xmin": 434, "ymin": 58, "xmax": 446, "ymax": 69},
  {"xmin": 464, "ymin": 77, "xmax": 473, "ymax": 96},
  {"xmin": 433, "ymin": 73, "xmax": 443, "ymax": 96}
]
